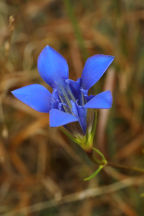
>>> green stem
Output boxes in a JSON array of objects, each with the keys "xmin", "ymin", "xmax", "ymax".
[
  {"xmin": 84, "ymin": 147, "xmax": 107, "ymax": 181},
  {"xmin": 92, "ymin": 147, "xmax": 107, "ymax": 165},
  {"xmin": 85, "ymin": 147, "xmax": 144, "ymax": 181},
  {"xmin": 92, "ymin": 147, "xmax": 144, "ymax": 174}
]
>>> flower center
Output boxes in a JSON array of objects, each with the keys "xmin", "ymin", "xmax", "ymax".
[{"xmin": 58, "ymin": 82, "xmax": 77, "ymax": 114}]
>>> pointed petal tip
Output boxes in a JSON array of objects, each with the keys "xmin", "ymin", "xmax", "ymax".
[
  {"xmin": 11, "ymin": 89, "xmax": 15, "ymax": 95},
  {"xmin": 11, "ymin": 89, "xmax": 21, "ymax": 97},
  {"xmin": 11, "ymin": 84, "xmax": 51, "ymax": 113},
  {"xmin": 107, "ymin": 55, "xmax": 115, "ymax": 62},
  {"xmin": 37, "ymin": 45, "xmax": 69, "ymax": 88},
  {"xmin": 45, "ymin": 45, "xmax": 50, "ymax": 48},
  {"xmin": 81, "ymin": 54, "xmax": 115, "ymax": 90},
  {"xmin": 41, "ymin": 45, "xmax": 53, "ymax": 52},
  {"xmin": 84, "ymin": 90, "xmax": 113, "ymax": 109}
]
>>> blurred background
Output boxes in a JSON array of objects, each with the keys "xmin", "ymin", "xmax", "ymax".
[{"xmin": 0, "ymin": 0, "xmax": 144, "ymax": 215}]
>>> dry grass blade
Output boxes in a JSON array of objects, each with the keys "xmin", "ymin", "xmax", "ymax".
[
  {"xmin": 3, "ymin": 177, "xmax": 144, "ymax": 216},
  {"xmin": 0, "ymin": 0, "xmax": 144, "ymax": 215}
]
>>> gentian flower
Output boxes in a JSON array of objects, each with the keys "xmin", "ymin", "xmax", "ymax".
[{"xmin": 12, "ymin": 46, "xmax": 114, "ymax": 134}]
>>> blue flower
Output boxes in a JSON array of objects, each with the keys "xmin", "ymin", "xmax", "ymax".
[{"xmin": 11, "ymin": 46, "xmax": 114, "ymax": 133}]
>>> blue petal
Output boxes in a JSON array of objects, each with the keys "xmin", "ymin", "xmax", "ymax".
[
  {"xmin": 51, "ymin": 89, "xmax": 60, "ymax": 109},
  {"xmin": 81, "ymin": 55, "xmax": 114, "ymax": 90},
  {"xmin": 11, "ymin": 84, "xmax": 51, "ymax": 112},
  {"xmin": 84, "ymin": 90, "xmax": 112, "ymax": 109},
  {"xmin": 65, "ymin": 78, "xmax": 81, "ymax": 99},
  {"xmin": 37, "ymin": 45, "xmax": 69, "ymax": 88},
  {"xmin": 85, "ymin": 95, "xmax": 94, "ymax": 102},
  {"xmin": 71, "ymin": 101, "xmax": 87, "ymax": 133},
  {"xmin": 49, "ymin": 109, "xmax": 77, "ymax": 127}
]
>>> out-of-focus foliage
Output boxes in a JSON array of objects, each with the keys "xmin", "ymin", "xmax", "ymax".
[{"xmin": 0, "ymin": 0, "xmax": 144, "ymax": 215}]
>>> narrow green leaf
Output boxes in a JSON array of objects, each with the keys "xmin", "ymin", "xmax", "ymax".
[{"xmin": 84, "ymin": 165, "xmax": 104, "ymax": 181}]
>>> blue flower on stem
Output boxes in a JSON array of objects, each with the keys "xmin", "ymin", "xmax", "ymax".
[{"xmin": 12, "ymin": 46, "xmax": 114, "ymax": 134}]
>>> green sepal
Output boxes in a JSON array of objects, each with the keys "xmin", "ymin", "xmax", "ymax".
[
  {"xmin": 77, "ymin": 111, "xmax": 97, "ymax": 151},
  {"xmin": 60, "ymin": 111, "xmax": 97, "ymax": 152},
  {"xmin": 60, "ymin": 127, "xmax": 81, "ymax": 145}
]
